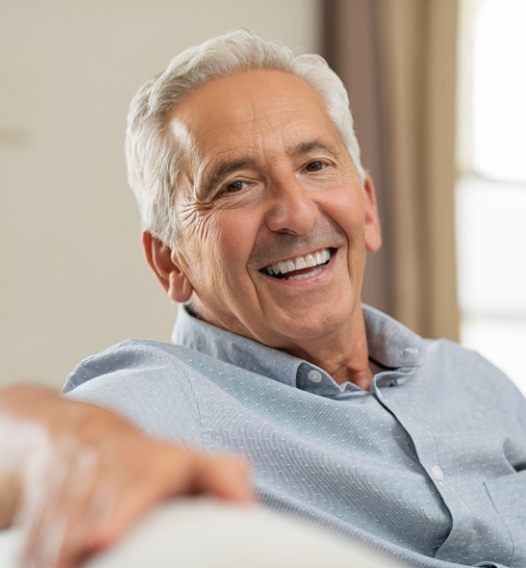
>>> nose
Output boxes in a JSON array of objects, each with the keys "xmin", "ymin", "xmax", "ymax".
[{"xmin": 264, "ymin": 174, "xmax": 318, "ymax": 235}]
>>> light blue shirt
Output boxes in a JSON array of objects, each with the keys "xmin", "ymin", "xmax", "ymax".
[{"xmin": 64, "ymin": 305, "xmax": 526, "ymax": 568}]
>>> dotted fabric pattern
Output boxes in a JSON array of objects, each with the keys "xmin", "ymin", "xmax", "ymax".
[{"xmin": 64, "ymin": 305, "xmax": 526, "ymax": 568}]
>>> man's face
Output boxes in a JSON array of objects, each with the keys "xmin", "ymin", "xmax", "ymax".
[{"xmin": 167, "ymin": 69, "xmax": 381, "ymax": 353}]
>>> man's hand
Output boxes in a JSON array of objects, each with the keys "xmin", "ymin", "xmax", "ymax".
[{"xmin": 0, "ymin": 385, "xmax": 252, "ymax": 568}]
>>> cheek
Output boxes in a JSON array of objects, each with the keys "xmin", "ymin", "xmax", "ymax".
[
  {"xmin": 323, "ymin": 187, "xmax": 366, "ymax": 237},
  {"xmin": 203, "ymin": 210, "xmax": 259, "ymax": 293},
  {"xmin": 180, "ymin": 212, "xmax": 224, "ymax": 291},
  {"xmin": 180, "ymin": 197, "xmax": 263, "ymax": 300},
  {"xmin": 215, "ymin": 206, "xmax": 262, "ymax": 251}
]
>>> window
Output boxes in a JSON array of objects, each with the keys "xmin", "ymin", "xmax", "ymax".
[{"xmin": 456, "ymin": 0, "xmax": 526, "ymax": 393}]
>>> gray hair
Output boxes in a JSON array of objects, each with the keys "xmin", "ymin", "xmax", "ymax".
[{"xmin": 125, "ymin": 29, "xmax": 365, "ymax": 245}]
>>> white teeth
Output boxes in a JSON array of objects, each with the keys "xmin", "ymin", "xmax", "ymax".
[
  {"xmin": 263, "ymin": 248, "xmax": 332, "ymax": 277},
  {"xmin": 295, "ymin": 257, "xmax": 307, "ymax": 270},
  {"xmin": 304, "ymin": 254, "xmax": 316, "ymax": 268}
]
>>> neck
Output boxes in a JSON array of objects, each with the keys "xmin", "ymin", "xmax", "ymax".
[
  {"xmin": 281, "ymin": 307, "xmax": 373, "ymax": 390},
  {"xmin": 188, "ymin": 301, "xmax": 374, "ymax": 390}
]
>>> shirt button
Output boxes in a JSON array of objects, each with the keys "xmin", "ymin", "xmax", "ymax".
[
  {"xmin": 431, "ymin": 466, "xmax": 444, "ymax": 481},
  {"xmin": 401, "ymin": 347, "xmax": 418, "ymax": 356},
  {"xmin": 307, "ymin": 369, "xmax": 323, "ymax": 383}
]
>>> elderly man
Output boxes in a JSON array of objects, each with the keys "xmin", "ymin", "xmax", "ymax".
[{"xmin": 1, "ymin": 30, "xmax": 525, "ymax": 568}]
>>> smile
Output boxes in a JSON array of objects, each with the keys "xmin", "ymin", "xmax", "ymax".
[{"xmin": 261, "ymin": 248, "xmax": 335, "ymax": 280}]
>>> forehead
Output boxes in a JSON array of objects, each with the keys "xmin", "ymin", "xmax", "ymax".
[{"xmin": 167, "ymin": 69, "xmax": 344, "ymax": 165}]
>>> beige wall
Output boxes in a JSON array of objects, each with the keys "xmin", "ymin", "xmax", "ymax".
[{"xmin": 0, "ymin": 0, "xmax": 321, "ymax": 389}]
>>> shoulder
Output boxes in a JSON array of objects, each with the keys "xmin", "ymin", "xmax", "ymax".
[
  {"xmin": 64, "ymin": 339, "xmax": 198, "ymax": 393},
  {"xmin": 423, "ymin": 337, "xmax": 512, "ymax": 386},
  {"xmin": 63, "ymin": 339, "xmax": 211, "ymax": 444},
  {"xmin": 422, "ymin": 337, "xmax": 526, "ymax": 427}
]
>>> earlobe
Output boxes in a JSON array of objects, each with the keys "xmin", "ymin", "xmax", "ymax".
[
  {"xmin": 142, "ymin": 231, "xmax": 194, "ymax": 302},
  {"xmin": 363, "ymin": 176, "xmax": 382, "ymax": 253},
  {"xmin": 167, "ymin": 269, "xmax": 194, "ymax": 303}
]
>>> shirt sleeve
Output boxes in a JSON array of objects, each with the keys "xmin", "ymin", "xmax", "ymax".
[{"xmin": 63, "ymin": 340, "xmax": 203, "ymax": 447}]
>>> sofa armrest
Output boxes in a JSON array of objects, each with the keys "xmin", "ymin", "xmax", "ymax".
[
  {"xmin": 1, "ymin": 498, "xmax": 405, "ymax": 568},
  {"xmin": 86, "ymin": 499, "xmax": 403, "ymax": 568}
]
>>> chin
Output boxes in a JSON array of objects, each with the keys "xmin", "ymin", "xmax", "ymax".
[{"xmin": 275, "ymin": 310, "xmax": 351, "ymax": 341}]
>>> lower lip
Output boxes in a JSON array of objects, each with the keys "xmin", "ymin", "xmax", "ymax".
[{"xmin": 262, "ymin": 250, "xmax": 337, "ymax": 287}]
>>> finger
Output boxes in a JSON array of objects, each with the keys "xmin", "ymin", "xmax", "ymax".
[
  {"xmin": 190, "ymin": 453, "xmax": 254, "ymax": 503},
  {"xmin": 52, "ymin": 448, "xmax": 108, "ymax": 568},
  {"xmin": 18, "ymin": 448, "xmax": 69, "ymax": 567},
  {"xmin": 83, "ymin": 447, "xmax": 253, "ymax": 553},
  {"xmin": 150, "ymin": 443, "xmax": 254, "ymax": 503},
  {"xmin": 20, "ymin": 441, "xmax": 98, "ymax": 568}
]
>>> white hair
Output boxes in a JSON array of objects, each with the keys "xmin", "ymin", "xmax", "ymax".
[{"xmin": 125, "ymin": 29, "xmax": 365, "ymax": 245}]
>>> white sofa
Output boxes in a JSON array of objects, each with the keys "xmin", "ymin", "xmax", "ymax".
[{"xmin": 0, "ymin": 498, "xmax": 404, "ymax": 568}]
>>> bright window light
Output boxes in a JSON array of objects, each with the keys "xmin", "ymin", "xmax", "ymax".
[
  {"xmin": 473, "ymin": 0, "xmax": 526, "ymax": 181},
  {"xmin": 457, "ymin": 0, "xmax": 526, "ymax": 393}
]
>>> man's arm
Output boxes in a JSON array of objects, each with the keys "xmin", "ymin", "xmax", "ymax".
[{"xmin": 0, "ymin": 385, "xmax": 252, "ymax": 568}]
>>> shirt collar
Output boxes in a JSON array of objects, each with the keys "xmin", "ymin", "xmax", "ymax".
[
  {"xmin": 171, "ymin": 304, "xmax": 425, "ymax": 393},
  {"xmin": 171, "ymin": 305, "xmax": 303, "ymax": 388},
  {"xmin": 362, "ymin": 304, "xmax": 425, "ymax": 369}
]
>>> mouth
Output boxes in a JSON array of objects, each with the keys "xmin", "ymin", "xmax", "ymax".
[{"xmin": 260, "ymin": 248, "xmax": 336, "ymax": 281}]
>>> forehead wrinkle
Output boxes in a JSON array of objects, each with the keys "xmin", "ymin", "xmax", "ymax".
[
  {"xmin": 172, "ymin": 93, "xmax": 347, "ymax": 201},
  {"xmin": 198, "ymin": 132, "xmax": 344, "ymax": 198}
]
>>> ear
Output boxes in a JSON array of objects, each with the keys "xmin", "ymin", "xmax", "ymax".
[
  {"xmin": 142, "ymin": 231, "xmax": 194, "ymax": 302},
  {"xmin": 363, "ymin": 176, "xmax": 382, "ymax": 253}
]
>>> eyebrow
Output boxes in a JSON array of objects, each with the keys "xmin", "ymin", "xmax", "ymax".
[
  {"xmin": 200, "ymin": 139, "xmax": 340, "ymax": 197},
  {"xmin": 202, "ymin": 158, "xmax": 256, "ymax": 197},
  {"xmin": 291, "ymin": 140, "xmax": 340, "ymax": 159}
]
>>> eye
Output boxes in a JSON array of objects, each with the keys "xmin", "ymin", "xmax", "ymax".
[
  {"xmin": 305, "ymin": 160, "xmax": 329, "ymax": 172},
  {"xmin": 223, "ymin": 179, "xmax": 249, "ymax": 193}
]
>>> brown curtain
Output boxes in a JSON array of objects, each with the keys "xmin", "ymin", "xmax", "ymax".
[{"xmin": 323, "ymin": 0, "xmax": 459, "ymax": 341}]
